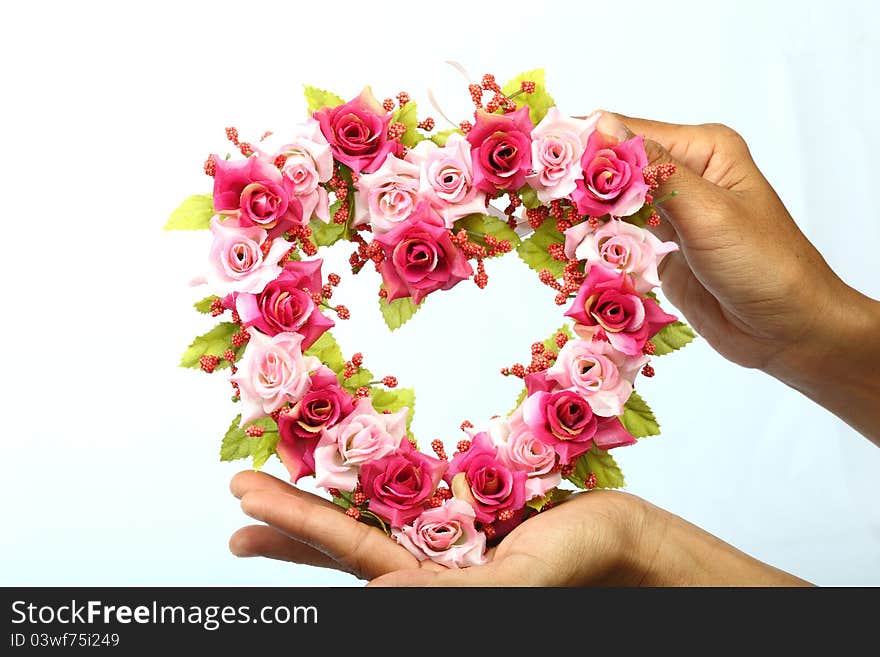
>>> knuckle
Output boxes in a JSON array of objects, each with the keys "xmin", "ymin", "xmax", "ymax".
[{"xmin": 702, "ymin": 122, "xmax": 748, "ymax": 149}]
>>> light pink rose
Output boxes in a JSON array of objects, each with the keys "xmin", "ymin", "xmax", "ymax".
[
  {"xmin": 545, "ymin": 337, "xmax": 647, "ymax": 417},
  {"xmin": 230, "ymin": 329, "xmax": 320, "ymax": 425},
  {"xmin": 200, "ymin": 216, "xmax": 293, "ymax": 296},
  {"xmin": 312, "ymin": 397, "xmax": 407, "ymax": 491},
  {"xmin": 572, "ymin": 132, "xmax": 650, "ymax": 218},
  {"xmin": 526, "ymin": 107, "xmax": 598, "ymax": 203},
  {"xmin": 481, "ymin": 415, "xmax": 561, "ymax": 500},
  {"xmin": 564, "ymin": 219, "xmax": 677, "ymax": 294},
  {"xmin": 408, "ymin": 135, "xmax": 487, "ymax": 226},
  {"xmin": 393, "ymin": 499, "xmax": 487, "ymax": 568},
  {"xmin": 352, "ymin": 153, "xmax": 421, "ymax": 234}
]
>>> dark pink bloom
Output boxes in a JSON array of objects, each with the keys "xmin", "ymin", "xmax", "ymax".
[
  {"xmin": 467, "ymin": 107, "xmax": 533, "ymax": 193},
  {"xmin": 212, "ymin": 155, "xmax": 303, "ymax": 238},
  {"xmin": 375, "ymin": 202, "xmax": 473, "ymax": 305},
  {"xmin": 445, "ymin": 432, "xmax": 526, "ymax": 524},
  {"xmin": 313, "ymin": 88, "xmax": 396, "ymax": 173},
  {"xmin": 235, "ymin": 259, "xmax": 334, "ymax": 350},
  {"xmin": 571, "ymin": 132, "xmax": 649, "ymax": 217},
  {"xmin": 565, "ymin": 265, "xmax": 677, "ymax": 355},
  {"xmin": 276, "ymin": 367, "xmax": 354, "ymax": 483},
  {"xmin": 360, "ymin": 439, "xmax": 448, "ymax": 527}
]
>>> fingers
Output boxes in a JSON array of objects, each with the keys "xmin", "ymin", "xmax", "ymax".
[
  {"xmin": 239, "ymin": 488, "xmax": 419, "ymax": 579},
  {"xmin": 368, "ymin": 556, "xmax": 540, "ymax": 587},
  {"xmin": 229, "ymin": 524, "xmax": 341, "ymax": 571},
  {"xmin": 230, "ymin": 470, "xmax": 337, "ymax": 510}
]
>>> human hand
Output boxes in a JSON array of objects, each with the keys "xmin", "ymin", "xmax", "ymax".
[
  {"xmin": 229, "ymin": 470, "xmax": 807, "ymax": 586},
  {"xmin": 598, "ymin": 113, "xmax": 880, "ymax": 442}
]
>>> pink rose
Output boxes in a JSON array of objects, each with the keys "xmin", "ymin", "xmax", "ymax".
[
  {"xmin": 230, "ymin": 329, "xmax": 320, "ymax": 424},
  {"xmin": 201, "ymin": 216, "xmax": 293, "ymax": 296},
  {"xmin": 313, "ymin": 88, "xmax": 397, "ymax": 174},
  {"xmin": 235, "ymin": 258, "xmax": 334, "ymax": 350},
  {"xmin": 467, "ymin": 107, "xmax": 533, "ymax": 193},
  {"xmin": 352, "ymin": 153, "xmax": 421, "ymax": 234},
  {"xmin": 392, "ymin": 499, "xmax": 487, "ymax": 568},
  {"xmin": 312, "ymin": 397, "xmax": 407, "ymax": 491},
  {"xmin": 375, "ymin": 202, "xmax": 473, "ymax": 305},
  {"xmin": 564, "ymin": 219, "xmax": 677, "ymax": 294},
  {"xmin": 408, "ymin": 135, "xmax": 487, "ymax": 225},
  {"xmin": 481, "ymin": 416, "xmax": 561, "ymax": 500},
  {"xmin": 276, "ymin": 367, "xmax": 354, "ymax": 483},
  {"xmin": 360, "ymin": 439, "xmax": 448, "ymax": 527},
  {"xmin": 565, "ymin": 265, "xmax": 677, "ymax": 356},
  {"xmin": 545, "ymin": 337, "xmax": 647, "ymax": 417},
  {"xmin": 572, "ymin": 132, "xmax": 649, "ymax": 218},
  {"xmin": 212, "ymin": 154, "xmax": 303, "ymax": 237},
  {"xmin": 526, "ymin": 107, "xmax": 598, "ymax": 203},
  {"xmin": 445, "ymin": 432, "xmax": 526, "ymax": 524},
  {"xmin": 517, "ymin": 384, "xmax": 635, "ymax": 463}
]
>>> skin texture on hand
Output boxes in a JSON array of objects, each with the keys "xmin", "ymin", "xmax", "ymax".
[
  {"xmin": 229, "ymin": 470, "xmax": 809, "ymax": 586},
  {"xmin": 598, "ymin": 113, "xmax": 880, "ymax": 444}
]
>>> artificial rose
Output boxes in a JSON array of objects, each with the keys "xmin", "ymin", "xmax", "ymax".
[
  {"xmin": 312, "ymin": 397, "xmax": 407, "ymax": 491},
  {"xmin": 565, "ymin": 265, "xmax": 677, "ymax": 356},
  {"xmin": 230, "ymin": 329, "xmax": 320, "ymax": 425},
  {"xmin": 212, "ymin": 154, "xmax": 303, "ymax": 237},
  {"xmin": 275, "ymin": 367, "xmax": 354, "ymax": 483},
  {"xmin": 467, "ymin": 107, "xmax": 533, "ymax": 193},
  {"xmin": 564, "ymin": 219, "xmax": 677, "ymax": 294},
  {"xmin": 572, "ymin": 132, "xmax": 649, "ymax": 218},
  {"xmin": 313, "ymin": 88, "xmax": 396, "ymax": 174},
  {"xmin": 445, "ymin": 432, "xmax": 526, "ymax": 524},
  {"xmin": 200, "ymin": 216, "xmax": 293, "ymax": 296},
  {"xmin": 393, "ymin": 499, "xmax": 487, "ymax": 568},
  {"xmin": 408, "ymin": 135, "xmax": 487, "ymax": 225},
  {"xmin": 360, "ymin": 439, "xmax": 448, "ymax": 527},
  {"xmin": 235, "ymin": 258, "xmax": 334, "ymax": 350},
  {"xmin": 480, "ymin": 415, "xmax": 561, "ymax": 500},
  {"xmin": 352, "ymin": 153, "xmax": 421, "ymax": 234},
  {"xmin": 544, "ymin": 336, "xmax": 647, "ymax": 417},
  {"xmin": 375, "ymin": 202, "xmax": 473, "ymax": 304},
  {"xmin": 526, "ymin": 107, "xmax": 598, "ymax": 203},
  {"xmin": 517, "ymin": 386, "xmax": 635, "ymax": 463}
]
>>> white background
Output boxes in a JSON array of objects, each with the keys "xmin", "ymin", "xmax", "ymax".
[{"xmin": 2, "ymin": 0, "xmax": 878, "ymax": 586}]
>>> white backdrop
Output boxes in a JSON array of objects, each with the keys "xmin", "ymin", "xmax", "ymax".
[{"xmin": 2, "ymin": 0, "xmax": 878, "ymax": 586}]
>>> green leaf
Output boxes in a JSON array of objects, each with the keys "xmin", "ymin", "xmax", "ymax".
[
  {"xmin": 180, "ymin": 322, "xmax": 238, "ymax": 369},
  {"xmin": 391, "ymin": 102, "xmax": 424, "ymax": 147},
  {"xmin": 309, "ymin": 210, "xmax": 345, "ymax": 247},
  {"xmin": 568, "ymin": 447, "xmax": 625, "ymax": 489},
  {"xmin": 303, "ymin": 85, "xmax": 345, "ymax": 114},
  {"xmin": 541, "ymin": 324, "xmax": 572, "ymax": 354},
  {"xmin": 651, "ymin": 320, "xmax": 696, "ymax": 355},
  {"xmin": 526, "ymin": 487, "xmax": 573, "ymax": 512},
  {"xmin": 304, "ymin": 331, "xmax": 345, "ymax": 374},
  {"xmin": 509, "ymin": 387, "xmax": 527, "ymax": 415},
  {"xmin": 164, "ymin": 194, "xmax": 213, "ymax": 231},
  {"xmin": 501, "ymin": 69, "xmax": 556, "ymax": 125},
  {"xmin": 516, "ymin": 216, "xmax": 565, "ymax": 278},
  {"xmin": 453, "ymin": 213, "xmax": 521, "ymax": 251},
  {"xmin": 379, "ymin": 292, "xmax": 422, "ymax": 331},
  {"xmin": 621, "ymin": 390, "xmax": 660, "ymax": 438},
  {"xmin": 519, "ymin": 185, "xmax": 541, "ymax": 210},
  {"xmin": 220, "ymin": 415, "xmax": 279, "ymax": 470},
  {"xmin": 430, "ymin": 128, "xmax": 462, "ymax": 146},
  {"xmin": 371, "ymin": 387, "xmax": 415, "ymax": 433},
  {"xmin": 193, "ymin": 296, "xmax": 218, "ymax": 314},
  {"xmin": 342, "ymin": 366, "xmax": 374, "ymax": 393}
]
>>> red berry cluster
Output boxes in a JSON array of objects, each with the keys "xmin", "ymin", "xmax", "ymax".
[
  {"xmin": 500, "ymin": 338, "xmax": 558, "ymax": 378},
  {"xmin": 642, "ymin": 162, "xmax": 676, "ymax": 189}
]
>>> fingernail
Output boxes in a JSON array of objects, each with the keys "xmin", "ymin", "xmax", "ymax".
[{"xmin": 596, "ymin": 111, "xmax": 631, "ymax": 141}]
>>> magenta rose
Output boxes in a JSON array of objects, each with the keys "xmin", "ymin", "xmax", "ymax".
[
  {"xmin": 375, "ymin": 202, "xmax": 473, "ymax": 305},
  {"xmin": 564, "ymin": 265, "xmax": 677, "ymax": 356},
  {"xmin": 571, "ymin": 132, "xmax": 649, "ymax": 218},
  {"xmin": 445, "ymin": 432, "xmax": 526, "ymax": 524},
  {"xmin": 276, "ymin": 367, "xmax": 355, "ymax": 483},
  {"xmin": 519, "ymin": 384, "xmax": 635, "ymax": 463},
  {"xmin": 467, "ymin": 107, "xmax": 533, "ymax": 193},
  {"xmin": 235, "ymin": 258, "xmax": 334, "ymax": 350},
  {"xmin": 212, "ymin": 155, "xmax": 303, "ymax": 238},
  {"xmin": 360, "ymin": 439, "xmax": 448, "ymax": 527},
  {"xmin": 313, "ymin": 88, "xmax": 397, "ymax": 174}
]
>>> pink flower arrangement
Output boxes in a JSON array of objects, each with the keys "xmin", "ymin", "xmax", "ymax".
[{"xmin": 171, "ymin": 68, "xmax": 696, "ymax": 569}]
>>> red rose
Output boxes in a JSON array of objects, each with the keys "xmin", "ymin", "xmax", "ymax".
[{"xmin": 466, "ymin": 107, "xmax": 533, "ymax": 193}]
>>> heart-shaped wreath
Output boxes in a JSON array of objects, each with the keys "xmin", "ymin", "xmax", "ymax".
[{"xmin": 166, "ymin": 69, "xmax": 696, "ymax": 568}]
